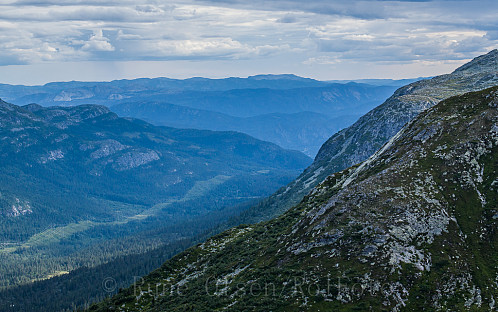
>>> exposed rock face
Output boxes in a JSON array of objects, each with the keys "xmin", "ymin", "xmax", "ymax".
[
  {"xmin": 79, "ymin": 139, "xmax": 160, "ymax": 171},
  {"xmin": 91, "ymin": 87, "xmax": 497, "ymax": 311},
  {"xmin": 8, "ymin": 199, "xmax": 32, "ymax": 217},
  {"xmin": 239, "ymin": 49, "xmax": 498, "ymax": 225},
  {"xmin": 113, "ymin": 150, "xmax": 160, "ymax": 171},
  {"xmin": 314, "ymin": 49, "xmax": 498, "ymax": 175},
  {"xmin": 38, "ymin": 149, "xmax": 64, "ymax": 164},
  {"xmin": 53, "ymin": 90, "xmax": 94, "ymax": 102},
  {"xmin": 87, "ymin": 139, "xmax": 128, "ymax": 159},
  {"xmin": 0, "ymin": 193, "xmax": 32, "ymax": 218}
]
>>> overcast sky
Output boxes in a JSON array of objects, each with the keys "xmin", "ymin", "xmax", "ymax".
[{"xmin": 0, "ymin": 0, "xmax": 496, "ymax": 85}]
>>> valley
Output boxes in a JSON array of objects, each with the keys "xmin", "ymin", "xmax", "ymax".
[
  {"xmin": 0, "ymin": 51, "xmax": 496, "ymax": 312},
  {"xmin": 92, "ymin": 83, "xmax": 498, "ymax": 312},
  {"xmin": 0, "ymin": 100, "xmax": 310, "ymax": 296},
  {"xmin": 1, "ymin": 0, "xmax": 497, "ymax": 310}
]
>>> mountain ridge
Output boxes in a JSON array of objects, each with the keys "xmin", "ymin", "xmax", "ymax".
[
  {"xmin": 111, "ymin": 100, "xmax": 360, "ymax": 157},
  {"xmin": 91, "ymin": 85, "xmax": 498, "ymax": 312},
  {"xmin": 0, "ymin": 75, "xmax": 399, "ymax": 157}
]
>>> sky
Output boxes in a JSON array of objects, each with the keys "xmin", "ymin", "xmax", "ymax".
[{"xmin": 0, "ymin": 0, "xmax": 497, "ymax": 85}]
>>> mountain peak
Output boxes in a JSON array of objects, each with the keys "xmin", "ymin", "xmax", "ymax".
[
  {"xmin": 22, "ymin": 103, "xmax": 44, "ymax": 112},
  {"xmin": 247, "ymin": 74, "xmax": 311, "ymax": 81},
  {"xmin": 0, "ymin": 98, "xmax": 19, "ymax": 115},
  {"xmin": 453, "ymin": 49, "xmax": 498, "ymax": 74}
]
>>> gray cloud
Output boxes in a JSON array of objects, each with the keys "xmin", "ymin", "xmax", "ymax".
[
  {"xmin": 276, "ymin": 14, "xmax": 298, "ymax": 23},
  {"xmin": 0, "ymin": 0, "xmax": 496, "ymax": 83},
  {"xmin": 10, "ymin": 0, "xmax": 137, "ymax": 6},
  {"xmin": 194, "ymin": 0, "xmax": 488, "ymax": 20},
  {"xmin": 485, "ymin": 31, "xmax": 498, "ymax": 41}
]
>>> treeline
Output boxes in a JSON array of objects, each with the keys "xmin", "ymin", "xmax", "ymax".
[
  {"xmin": 0, "ymin": 195, "xmax": 261, "ymax": 311},
  {"xmin": 0, "ymin": 237, "xmax": 196, "ymax": 312}
]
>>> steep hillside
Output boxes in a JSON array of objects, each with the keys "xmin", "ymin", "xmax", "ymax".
[
  {"xmin": 91, "ymin": 86, "xmax": 498, "ymax": 312},
  {"xmin": 0, "ymin": 100, "xmax": 310, "ymax": 291},
  {"xmin": 237, "ymin": 49, "xmax": 498, "ymax": 224}
]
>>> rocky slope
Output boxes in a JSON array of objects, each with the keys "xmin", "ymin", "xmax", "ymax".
[
  {"xmin": 237, "ymin": 49, "xmax": 498, "ymax": 224},
  {"xmin": 91, "ymin": 86, "xmax": 498, "ymax": 312}
]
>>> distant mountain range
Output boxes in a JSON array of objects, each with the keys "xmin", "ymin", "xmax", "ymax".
[
  {"xmin": 0, "ymin": 100, "xmax": 311, "ymax": 294},
  {"xmin": 110, "ymin": 101, "xmax": 360, "ymax": 157},
  {"xmin": 0, "ymin": 75, "xmax": 401, "ymax": 156},
  {"xmin": 92, "ymin": 83, "xmax": 498, "ymax": 312},
  {"xmin": 0, "ymin": 74, "xmax": 389, "ymax": 106},
  {"xmin": 327, "ymin": 77, "xmax": 425, "ymax": 86},
  {"xmin": 0, "ymin": 75, "xmax": 330, "ymax": 103}
]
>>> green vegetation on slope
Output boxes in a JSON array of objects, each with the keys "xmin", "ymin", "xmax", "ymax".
[
  {"xmin": 91, "ymin": 87, "xmax": 498, "ymax": 312},
  {"xmin": 0, "ymin": 100, "xmax": 311, "ymax": 311}
]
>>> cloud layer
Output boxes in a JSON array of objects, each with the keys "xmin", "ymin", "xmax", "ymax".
[{"xmin": 0, "ymin": 0, "xmax": 497, "ymax": 83}]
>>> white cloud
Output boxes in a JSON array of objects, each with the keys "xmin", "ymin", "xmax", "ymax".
[
  {"xmin": 303, "ymin": 56, "xmax": 342, "ymax": 65},
  {"xmin": 138, "ymin": 37, "xmax": 290, "ymax": 60},
  {"xmin": 116, "ymin": 30, "xmax": 142, "ymax": 40},
  {"xmin": 80, "ymin": 29, "xmax": 115, "ymax": 52},
  {"xmin": 151, "ymin": 38, "xmax": 246, "ymax": 57}
]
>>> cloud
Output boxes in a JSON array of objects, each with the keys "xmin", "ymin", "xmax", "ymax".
[
  {"xmin": 11, "ymin": 0, "xmax": 137, "ymax": 6},
  {"xmin": 150, "ymin": 38, "xmax": 247, "ymax": 57},
  {"xmin": 276, "ymin": 14, "xmax": 298, "ymax": 23},
  {"xmin": 135, "ymin": 4, "xmax": 167, "ymax": 14},
  {"xmin": 135, "ymin": 37, "xmax": 290, "ymax": 60},
  {"xmin": 195, "ymin": 0, "xmax": 498, "ymax": 21},
  {"xmin": 485, "ymin": 30, "xmax": 498, "ymax": 41},
  {"xmin": 116, "ymin": 30, "xmax": 142, "ymax": 40},
  {"xmin": 303, "ymin": 56, "xmax": 342, "ymax": 65},
  {"xmin": 0, "ymin": 0, "xmax": 496, "ymax": 82},
  {"xmin": 80, "ymin": 29, "xmax": 115, "ymax": 52},
  {"xmin": 304, "ymin": 12, "xmax": 495, "ymax": 63}
]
